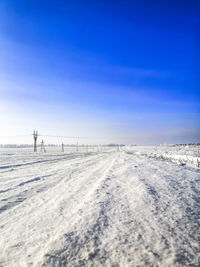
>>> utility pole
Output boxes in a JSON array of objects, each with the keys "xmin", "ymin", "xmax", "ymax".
[
  {"xmin": 77, "ymin": 141, "xmax": 79, "ymax": 152},
  {"xmin": 33, "ymin": 130, "xmax": 38, "ymax": 152},
  {"xmin": 62, "ymin": 142, "xmax": 64, "ymax": 152},
  {"xmin": 41, "ymin": 139, "xmax": 46, "ymax": 152},
  {"xmin": 117, "ymin": 144, "xmax": 120, "ymax": 152}
]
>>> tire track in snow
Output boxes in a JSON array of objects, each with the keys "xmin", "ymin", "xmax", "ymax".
[
  {"xmin": 41, "ymin": 153, "xmax": 119, "ymax": 267},
  {"xmin": 42, "ymin": 151, "xmax": 200, "ymax": 266},
  {"xmin": 0, "ymin": 152, "xmax": 111, "ymax": 215},
  {"xmin": 1, "ymin": 150, "xmax": 199, "ymax": 266},
  {"xmin": 0, "ymin": 152, "xmax": 118, "ymax": 267},
  {"xmin": 120, "ymin": 153, "xmax": 200, "ymax": 266}
]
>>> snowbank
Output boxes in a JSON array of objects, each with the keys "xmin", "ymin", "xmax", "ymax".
[{"xmin": 126, "ymin": 145, "xmax": 200, "ymax": 168}]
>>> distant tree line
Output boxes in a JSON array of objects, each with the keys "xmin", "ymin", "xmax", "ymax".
[
  {"xmin": 0, "ymin": 143, "xmax": 126, "ymax": 148},
  {"xmin": 166, "ymin": 143, "xmax": 200, "ymax": 147},
  {"xmin": 0, "ymin": 144, "xmax": 57, "ymax": 148}
]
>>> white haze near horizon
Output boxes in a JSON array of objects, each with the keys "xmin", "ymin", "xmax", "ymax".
[{"xmin": 0, "ymin": 96, "xmax": 199, "ymax": 145}]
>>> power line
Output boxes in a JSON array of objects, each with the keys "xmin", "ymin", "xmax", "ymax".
[
  {"xmin": 38, "ymin": 134, "xmax": 90, "ymax": 139},
  {"xmin": 0, "ymin": 134, "xmax": 31, "ymax": 137},
  {"xmin": 0, "ymin": 133, "xmax": 97, "ymax": 139}
]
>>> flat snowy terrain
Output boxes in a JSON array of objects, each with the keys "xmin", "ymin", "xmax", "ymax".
[{"xmin": 0, "ymin": 146, "xmax": 200, "ymax": 266}]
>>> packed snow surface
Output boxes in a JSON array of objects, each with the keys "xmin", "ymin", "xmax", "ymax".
[{"xmin": 0, "ymin": 146, "xmax": 200, "ymax": 266}]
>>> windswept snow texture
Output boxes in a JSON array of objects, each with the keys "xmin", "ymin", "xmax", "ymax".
[
  {"xmin": 126, "ymin": 145, "xmax": 200, "ymax": 169},
  {"xmin": 0, "ymin": 146, "xmax": 200, "ymax": 266}
]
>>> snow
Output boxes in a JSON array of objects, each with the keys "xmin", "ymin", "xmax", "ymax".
[
  {"xmin": 126, "ymin": 145, "xmax": 200, "ymax": 168},
  {"xmin": 0, "ymin": 146, "xmax": 200, "ymax": 266}
]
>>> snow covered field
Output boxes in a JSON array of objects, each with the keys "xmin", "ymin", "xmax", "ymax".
[
  {"xmin": 126, "ymin": 145, "xmax": 200, "ymax": 168},
  {"xmin": 0, "ymin": 146, "xmax": 200, "ymax": 266}
]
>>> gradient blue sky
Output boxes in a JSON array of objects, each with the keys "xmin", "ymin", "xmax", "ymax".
[{"xmin": 0, "ymin": 0, "xmax": 199, "ymax": 144}]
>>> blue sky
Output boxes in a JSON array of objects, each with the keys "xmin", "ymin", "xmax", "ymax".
[{"xmin": 0, "ymin": 0, "xmax": 199, "ymax": 144}]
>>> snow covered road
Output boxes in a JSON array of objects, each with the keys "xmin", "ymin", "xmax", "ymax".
[{"xmin": 0, "ymin": 149, "xmax": 200, "ymax": 266}]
